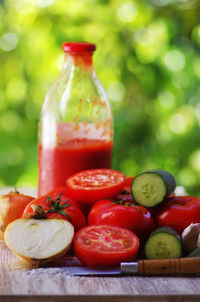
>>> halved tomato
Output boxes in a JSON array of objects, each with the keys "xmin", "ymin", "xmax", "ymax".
[
  {"xmin": 74, "ymin": 224, "xmax": 140, "ymax": 267},
  {"xmin": 66, "ymin": 169, "xmax": 126, "ymax": 204}
]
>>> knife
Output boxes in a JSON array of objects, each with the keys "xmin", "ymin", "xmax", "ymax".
[{"xmin": 54, "ymin": 257, "xmax": 200, "ymax": 276}]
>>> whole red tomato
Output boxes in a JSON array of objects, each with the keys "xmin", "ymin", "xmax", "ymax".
[
  {"xmin": 88, "ymin": 199, "xmax": 155, "ymax": 239},
  {"xmin": 122, "ymin": 176, "xmax": 135, "ymax": 194},
  {"xmin": 116, "ymin": 194, "xmax": 134, "ymax": 202},
  {"xmin": 46, "ymin": 186, "xmax": 89, "ymax": 215},
  {"xmin": 22, "ymin": 189, "xmax": 86, "ymax": 232},
  {"xmin": 155, "ymin": 196, "xmax": 200, "ymax": 234},
  {"xmin": 74, "ymin": 224, "xmax": 140, "ymax": 267}
]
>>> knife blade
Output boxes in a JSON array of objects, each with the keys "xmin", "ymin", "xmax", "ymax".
[
  {"xmin": 63, "ymin": 266, "xmax": 122, "ymax": 276},
  {"xmin": 59, "ymin": 257, "xmax": 200, "ymax": 276}
]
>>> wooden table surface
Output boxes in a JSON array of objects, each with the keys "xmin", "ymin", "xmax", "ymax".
[{"xmin": 0, "ymin": 187, "xmax": 200, "ymax": 302}]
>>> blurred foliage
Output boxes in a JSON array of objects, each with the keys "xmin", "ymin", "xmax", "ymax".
[{"xmin": 1, "ymin": 0, "xmax": 200, "ymax": 195}]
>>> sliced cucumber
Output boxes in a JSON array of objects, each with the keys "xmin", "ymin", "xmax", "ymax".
[
  {"xmin": 131, "ymin": 169, "xmax": 176, "ymax": 207},
  {"xmin": 145, "ymin": 226, "xmax": 182, "ymax": 259}
]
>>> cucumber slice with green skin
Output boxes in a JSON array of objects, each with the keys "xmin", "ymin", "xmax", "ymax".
[
  {"xmin": 131, "ymin": 169, "xmax": 176, "ymax": 208},
  {"xmin": 145, "ymin": 226, "xmax": 183, "ymax": 260}
]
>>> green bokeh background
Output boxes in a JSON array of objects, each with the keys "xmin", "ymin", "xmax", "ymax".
[{"xmin": 1, "ymin": 0, "xmax": 200, "ymax": 195}]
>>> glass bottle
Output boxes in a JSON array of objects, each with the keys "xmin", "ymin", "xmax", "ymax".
[{"xmin": 38, "ymin": 42, "xmax": 113, "ymax": 196}]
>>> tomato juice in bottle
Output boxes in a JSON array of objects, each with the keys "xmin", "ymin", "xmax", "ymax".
[
  {"xmin": 38, "ymin": 43, "xmax": 113, "ymax": 196},
  {"xmin": 38, "ymin": 137, "xmax": 113, "ymax": 196}
]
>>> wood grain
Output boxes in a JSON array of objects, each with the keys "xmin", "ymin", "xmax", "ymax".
[{"xmin": 0, "ymin": 187, "xmax": 200, "ymax": 302}]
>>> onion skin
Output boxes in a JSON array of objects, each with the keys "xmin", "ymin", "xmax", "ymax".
[
  {"xmin": 4, "ymin": 218, "xmax": 74, "ymax": 265},
  {"xmin": 181, "ymin": 223, "xmax": 200, "ymax": 253},
  {"xmin": 0, "ymin": 191, "xmax": 35, "ymax": 240}
]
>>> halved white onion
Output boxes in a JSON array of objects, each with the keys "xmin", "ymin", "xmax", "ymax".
[{"xmin": 4, "ymin": 218, "xmax": 74, "ymax": 264}]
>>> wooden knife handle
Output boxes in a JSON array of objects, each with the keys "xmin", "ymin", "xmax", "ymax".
[{"xmin": 138, "ymin": 257, "xmax": 200, "ymax": 276}]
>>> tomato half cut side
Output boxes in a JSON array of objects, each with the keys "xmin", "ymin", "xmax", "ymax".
[
  {"xmin": 74, "ymin": 225, "xmax": 140, "ymax": 267},
  {"xmin": 66, "ymin": 169, "xmax": 126, "ymax": 204}
]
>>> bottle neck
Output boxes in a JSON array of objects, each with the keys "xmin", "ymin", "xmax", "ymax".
[{"xmin": 63, "ymin": 52, "xmax": 94, "ymax": 72}]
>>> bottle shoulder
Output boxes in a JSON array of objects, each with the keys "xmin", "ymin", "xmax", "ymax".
[{"xmin": 41, "ymin": 67, "xmax": 112, "ymax": 121}]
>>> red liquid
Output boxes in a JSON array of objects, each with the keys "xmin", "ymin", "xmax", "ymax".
[{"xmin": 38, "ymin": 139, "xmax": 113, "ymax": 197}]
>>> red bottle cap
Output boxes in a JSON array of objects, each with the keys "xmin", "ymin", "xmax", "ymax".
[{"xmin": 62, "ymin": 42, "xmax": 96, "ymax": 52}]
